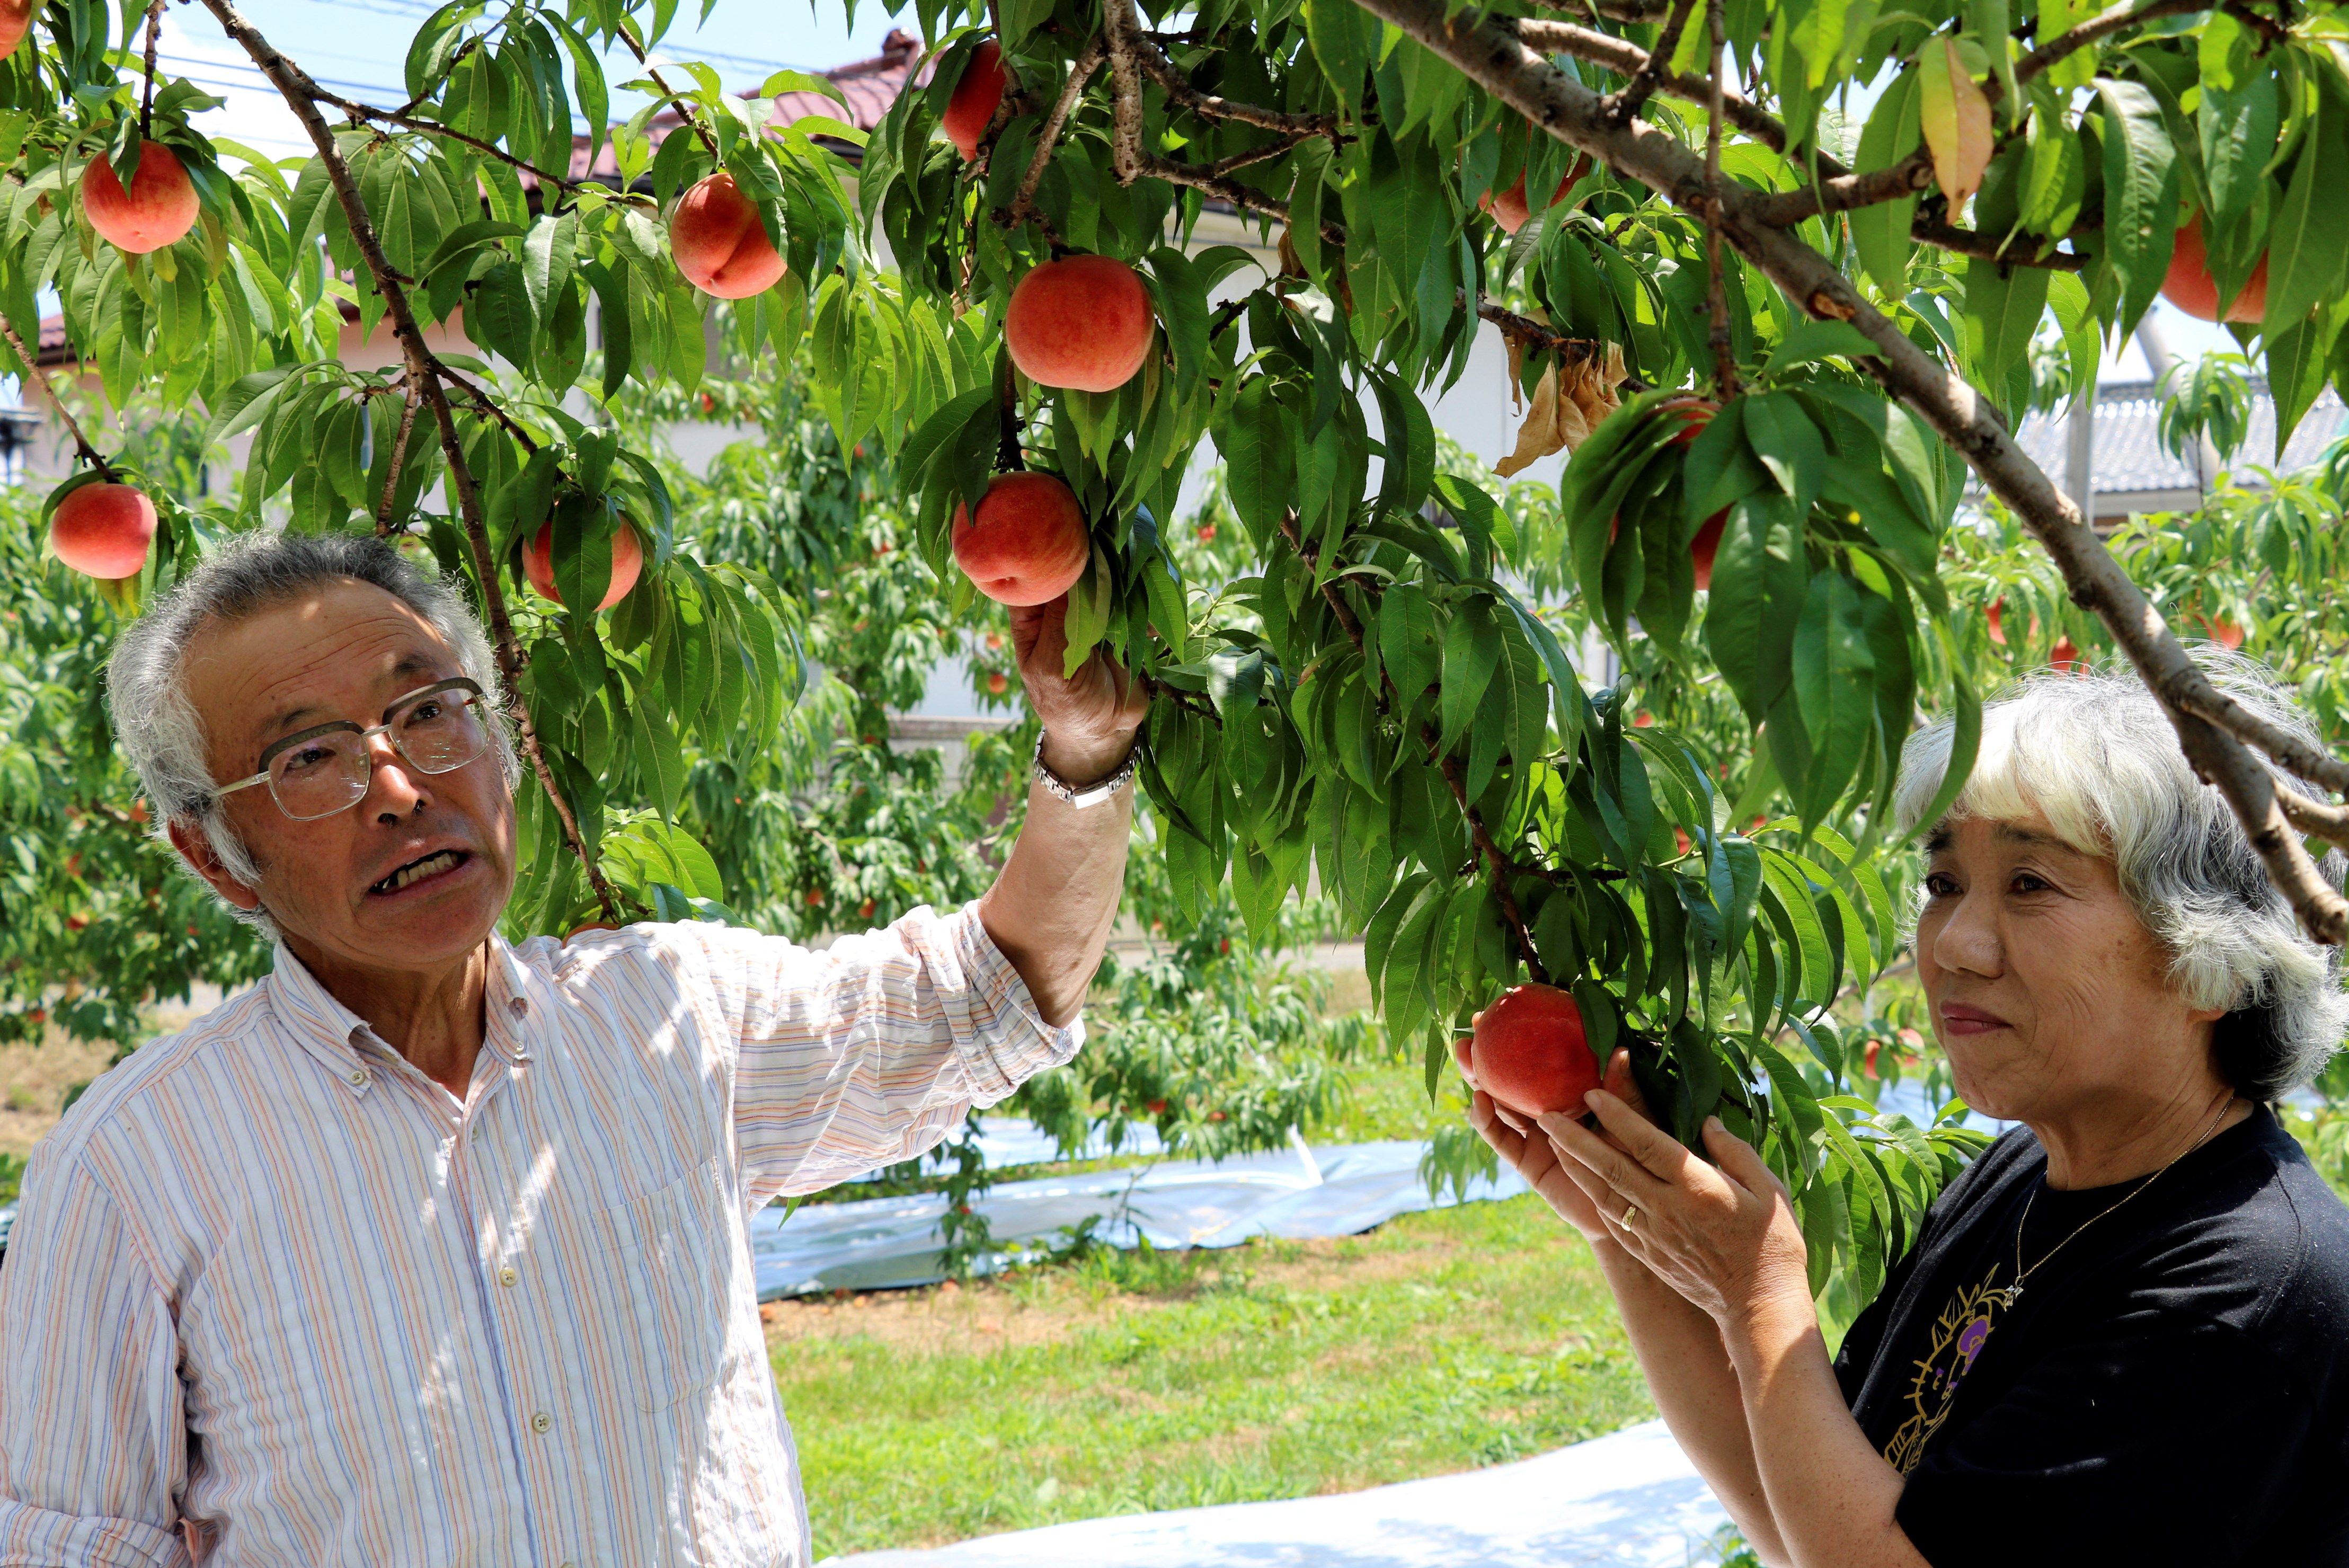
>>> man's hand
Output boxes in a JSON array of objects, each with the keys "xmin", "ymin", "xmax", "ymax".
[{"xmin": 1009, "ymin": 596, "xmax": 1147, "ymax": 782}]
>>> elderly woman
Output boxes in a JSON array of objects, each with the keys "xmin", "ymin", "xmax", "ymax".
[{"xmin": 1471, "ymin": 661, "xmax": 2349, "ymax": 1566}]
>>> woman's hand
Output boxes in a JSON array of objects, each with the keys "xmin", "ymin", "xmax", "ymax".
[
  {"xmin": 1538, "ymin": 1094, "xmax": 1812, "ymax": 1328},
  {"xmin": 1456, "ymin": 1035, "xmax": 1659, "ymax": 1248}
]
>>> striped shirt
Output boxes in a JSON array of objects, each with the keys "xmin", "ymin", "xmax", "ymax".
[{"xmin": 0, "ymin": 903, "xmax": 1079, "ymax": 1567}]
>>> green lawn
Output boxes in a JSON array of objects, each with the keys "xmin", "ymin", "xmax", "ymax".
[{"xmin": 768, "ymin": 1191, "xmax": 1654, "ymax": 1560}]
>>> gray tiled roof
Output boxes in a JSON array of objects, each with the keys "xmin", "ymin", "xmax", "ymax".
[{"xmin": 2011, "ymin": 379, "xmax": 2349, "ymax": 498}]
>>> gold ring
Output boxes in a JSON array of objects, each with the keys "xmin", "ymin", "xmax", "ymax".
[{"xmin": 1620, "ymin": 1203, "xmax": 1640, "ymax": 1229}]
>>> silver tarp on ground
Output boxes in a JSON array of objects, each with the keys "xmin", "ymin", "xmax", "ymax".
[{"xmin": 752, "ymin": 1137, "xmax": 1529, "ymax": 1300}]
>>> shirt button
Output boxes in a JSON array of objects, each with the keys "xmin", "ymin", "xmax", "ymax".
[
  {"xmin": 530, "ymin": 1411, "xmax": 552, "ymax": 1434},
  {"xmin": 348, "ymin": 1069, "xmax": 368, "ymax": 1087},
  {"xmin": 509, "ymin": 996, "xmax": 528, "ymax": 1018},
  {"xmin": 498, "ymin": 1266, "xmax": 518, "ymax": 1288}
]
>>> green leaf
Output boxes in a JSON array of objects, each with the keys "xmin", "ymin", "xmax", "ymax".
[
  {"xmin": 1439, "ymin": 598, "xmax": 1503, "ymax": 754},
  {"xmin": 2093, "ymin": 77, "xmax": 2180, "ymax": 338},
  {"xmin": 1851, "ymin": 68, "xmax": 1923, "ymax": 294},
  {"xmin": 1704, "ymin": 491, "xmax": 1810, "ymax": 722},
  {"xmin": 2262, "ymin": 72, "xmax": 2349, "ymax": 340},
  {"xmin": 1789, "ymin": 574, "xmax": 1877, "ymax": 825}
]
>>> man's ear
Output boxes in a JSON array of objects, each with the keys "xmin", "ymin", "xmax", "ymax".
[{"xmin": 166, "ymin": 819, "xmax": 264, "ymax": 913}]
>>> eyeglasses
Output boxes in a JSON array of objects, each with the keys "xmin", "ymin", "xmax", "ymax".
[{"xmin": 216, "ymin": 678, "xmax": 493, "ymax": 822}]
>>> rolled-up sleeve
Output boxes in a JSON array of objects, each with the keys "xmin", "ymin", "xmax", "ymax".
[
  {"xmin": 670, "ymin": 902, "xmax": 1084, "ymax": 1203},
  {"xmin": 0, "ymin": 1153, "xmax": 188, "ymax": 1568}
]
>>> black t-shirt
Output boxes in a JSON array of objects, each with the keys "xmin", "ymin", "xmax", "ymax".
[{"xmin": 1834, "ymin": 1104, "xmax": 2349, "ymax": 1566}]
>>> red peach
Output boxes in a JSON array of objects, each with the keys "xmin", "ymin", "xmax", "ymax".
[
  {"xmin": 943, "ymin": 40, "xmax": 1007, "ymax": 162},
  {"xmin": 0, "ymin": 0, "xmax": 34, "ymax": 60},
  {"xmin": 2050, "ymin": 635, "xmax": 2084, "ymax": 674},
  {"xmin": 1469, "ymin": 983, "xmax": 1600, "ymax": 1119},
  {"xmin": 986, "ymin": 671, "xmax": 1009, "ymax": 695},
  {"xmin": 952, "ymin": 471, "xmax": 1091, "ymax": 605},
  {"xmin": 1005, "ymin": 254, "xmax": 1156, "ymax": 393},
  {"xmin": 1690, "ymin": 510, "xmax": 1727, "ymax": 590},
  {"xmin": 50, "ymin": 482, "xmax": 157, "ymax": 579},
  {"xmin": 522, "ymin": 519, "xmax": 643, "ymax": 610},
  {"xmin": 2161, "ymin": 213, "xmax": 2268, "ymax": 325},
  {"xmin": 669, "ymin": 172, "xmax": 787, "ymax": 299},
  {"xmin": 82, "ymin": 140, "xmax": 200, "ymax": 255}
]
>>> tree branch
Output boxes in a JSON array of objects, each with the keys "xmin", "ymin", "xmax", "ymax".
[
  {"xmin": 375, "ymin": 375, "xmax": 421, "ymax": 536},
  {"xmin": 1006, "ymin": 37, "xmax": 1104, "ymax": 229},
  {"xmin": 1275, "ymin": 509, "xmax": 1553, "ymax": 979},
  {"xmin": 317, "ymin": 92, "xmax": 588, "ymax": 194},
  {"xmin": 200, "ymin": 0, "xmax": 622, "ymax": 925},
  {"xmin": 2016, "ymin": 0, "xmax": 2209, "ymax": 85},
  {"xmin": 1700, "ymin": 0, "xmax": 1736, "ymax": 396},
  {"xmin": 0, "ymin": 315, "xmax": 114, "ymax": 479},
  {"xmin": 1350, "ymin": 0, "xmax": 2349, "ymax": 945},
  {"xmin": 1103, "ymin": 0, "xmax": 1338, "ymax": 242},
  {"xmin": 1131, "ymin": 32, "xmax": 1344, "ymax": 138},
  {"xmin": 616, "ymin": 19, "xmax": 721, "ymax": 160},
  {"xmin": 1909, "ymin": 215, "xmax": 2086, "ymax": 271},
  {"xmin": 138, "ymin": 0, "xmax": 164, "ymax": 137},
  {"xmin": 1602, "ymin": 0, "xmax": 1698, "ymax": 125}
]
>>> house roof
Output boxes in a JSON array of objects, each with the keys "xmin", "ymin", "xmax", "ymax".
[
  {"xmin": 559, "ymin": 28, "xmax": 921, "ymax": 184},
  {"xmin": 2008, "ymin": 378, "xmax": 2349, "ymax": 504}
]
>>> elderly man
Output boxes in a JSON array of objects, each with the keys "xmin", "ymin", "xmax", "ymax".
[{"xmin": 0, "ymin": 531, "xmax": 1146, "ymax": 1566}]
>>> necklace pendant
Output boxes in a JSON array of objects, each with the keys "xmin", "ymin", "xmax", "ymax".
[{"xmin": 1998, "ymin": 1285, "xmax": 2022, "ymax": 1308}]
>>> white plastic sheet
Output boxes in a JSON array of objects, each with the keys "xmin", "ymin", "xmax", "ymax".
[
  {"xmin": 825, "ymin": 1418, "xmax": 1727, "ymax": 1567},
  {"xmin": 755, "ymin": 1138, "xmax": 1527, "ymax": 1299}
]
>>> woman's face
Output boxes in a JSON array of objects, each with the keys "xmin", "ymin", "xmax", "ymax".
[{"xmin": 1913, "ymin": 809, "xmax": 2225, "ymax": 1125}]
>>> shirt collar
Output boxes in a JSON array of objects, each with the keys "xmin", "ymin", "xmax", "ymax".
[{"xmin": 267, "ymin": 934, "xmax": 538, "ymax": 1094}]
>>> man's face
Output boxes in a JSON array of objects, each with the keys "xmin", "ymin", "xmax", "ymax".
[{"xmin": 173, "ymin": 578, "xmax": 516, "ymax": 977}]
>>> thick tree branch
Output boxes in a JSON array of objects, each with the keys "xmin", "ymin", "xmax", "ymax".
[
  {"xmin": 1351, "ymin": 0, "xmax": 2349, "ymax": 944},
  {"xmin": 2277, "ymin": 781, "xmax": 2349, "ymax": 846},
  {"xmin": 1747, "ymin": 154, "xmax": 1933, "ymax": 225},
  {"xmin": 201, "ymin": 0, "xmax": 623, "ymax": 925},
  {"xmin": 1513, "ymin": 19, "xmax": 1823, "ymax": 165}
]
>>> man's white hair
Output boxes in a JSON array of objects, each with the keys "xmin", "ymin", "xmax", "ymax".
[
  {"xmin": 107, "ymin": 531, "xmax": 519, "ymax": 938},
  {"xmin": 1894, "ymin": 652, "xmax": 2349, "ymax": 1100}
]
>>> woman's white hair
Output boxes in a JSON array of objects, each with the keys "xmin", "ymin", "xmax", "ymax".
[
  {"xmin": 107, "ymin": 530, "xmax": 518, "ymax": 938},
  {"xmin": 1895, "ymin": 651, "xmax": 2349, "ymax": 1100}
]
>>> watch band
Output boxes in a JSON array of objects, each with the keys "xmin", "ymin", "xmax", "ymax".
[{"xmin": 1031, "ymin": 728, "xmax": 1137, "ymax": 808}]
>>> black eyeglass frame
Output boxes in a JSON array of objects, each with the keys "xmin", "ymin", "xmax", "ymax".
[{"xmin": 213, "ymin": 677, "xmax": 492, "ymax": 821}]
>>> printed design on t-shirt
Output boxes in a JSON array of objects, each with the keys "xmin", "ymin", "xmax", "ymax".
[{"xmin": 1883, "ymin": 1266, "xmax": 2009, "ymax": 1475}]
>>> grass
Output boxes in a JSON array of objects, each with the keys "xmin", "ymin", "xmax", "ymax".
[{"xmin": 766, "ymin": 1191, "xmax": 1653, "ymax": 1560}]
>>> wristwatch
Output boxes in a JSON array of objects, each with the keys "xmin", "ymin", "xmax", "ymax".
[{"xmin": 1031, "ymin": 728, "xmax": 1138, "ymax": 808}]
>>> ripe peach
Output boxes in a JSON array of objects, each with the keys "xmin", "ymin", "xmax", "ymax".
[
  {"xmin": 1481, "ymin": 166, "xmax": 1570, "ymax": 236},
  {"xmin": 0, "ymin": 0, "xmax": 34, "ymax": 60},
  {"xmin": 952, "ymin": 471, "xmax": 1091, "ymax": 605},
  {"xmin": 1004, "ymin": 254, "xmax": 1155, "ymax": 393},
  {"xmin": 1690, "ymin": 510, "xmax": 1726, "ymax": 591},
  {"xmin": 82, "ymin": 140, "xmax": 200, "ymax": 254},
  {"xmin": 1469, "ymin": 983, "xmax": 1600, "ymax": 1119},
  {"xmin": 522, "ymin": 519, "xmax": 643, "ymax": 610},
  {"xmin": 986, "ymin": 670, "xmax": 1009, "ymax": 695},
  {"xmin": 669, "ymin": 172, "xmax": 787, "ymax": 299},
  {"xmin": 943, "ymin": 40, "xmax": 1007, "ymax": 161},
  {"xmin": 50, "ymin": 481, "xmax": 157, "ymax": 579},
  {"xmin": 2050, "ymin": 634, "xmax": 2084, "ymax": 674},
  {"xmin": 2161, "ymin": 213, "xmax": 2268, "ymax": 325},
  {"xmin": 1986, "ymin": 597, "xmax": 2006, "ymax": 646}
]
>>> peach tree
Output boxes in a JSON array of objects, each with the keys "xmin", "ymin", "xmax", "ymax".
[{"xmin": 7, "ymin": 0, "xmax": 2349, "ymax": 1303}]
